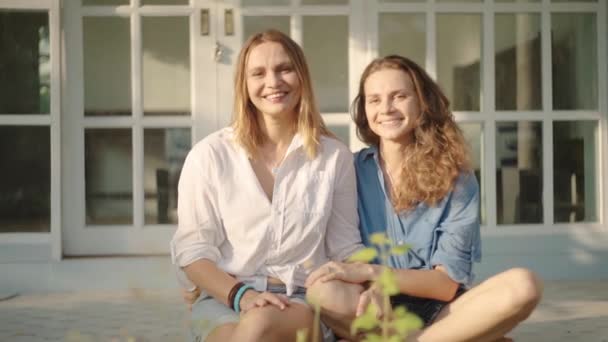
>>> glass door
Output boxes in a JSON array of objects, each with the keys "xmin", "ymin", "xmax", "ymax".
[{"xmin": 0, "ymin": 0, "xmax": 61, "ymax": 259}]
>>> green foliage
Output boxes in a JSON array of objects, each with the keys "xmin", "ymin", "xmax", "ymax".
[
  {"xmin": 348, "ymin": 247, "xmax": 378, "ymax": 263},
  {"xmin": 352, "ymin": 233, "xmax": 423, "ymax": 341}
]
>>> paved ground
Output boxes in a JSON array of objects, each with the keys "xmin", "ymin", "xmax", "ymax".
[{"xmin": 0, "ymin": 281, "xmax": 607, "ymax": 341}]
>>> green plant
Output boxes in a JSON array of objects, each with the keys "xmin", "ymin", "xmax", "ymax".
[
  {"xmin": 349, "ymin": 233, "xmax": 423, "ymax": 341},
  {"xmin": 300, "ymin": 233, "xmax": 422, "ymax": 342}
]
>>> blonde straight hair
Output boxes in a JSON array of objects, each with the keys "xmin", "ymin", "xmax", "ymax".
[{"xmin": 232, "ymin": 29, "xmax": 332, "ymax": 159}]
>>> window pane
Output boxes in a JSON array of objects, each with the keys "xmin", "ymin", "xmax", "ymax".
[
  {"xmin": 144, "ymin": 128, "xmax": 190, "ymax": 224},
  {"xmin": 379, "ymin": 0, "xmax": 424, "ymax": 2},
  {"xmin": 379, "ymin": 13, "xmax": 425, "ymax": 67},
  {"xmin": 437, "ymin": 0, "xmax": 481, "ymax": 2},
  {"xmin": 496, "ymin": 0, "xmax": 539, "ymax": 2},
  {"xmin": 552, "ymin": 0, "xmax": 597, "ymax": 2},
  {"xmin": 437, "ymin": 14, "xmax": 481, "ymax": 111},
  {"xmin": 85, "ymin": 129, "xmax": 132, "ymax": 225},
  {"xmin": 0, "ymin": 126, "xmax": 50, "ymax": 232},
  {"xmin": 459, "ymin": 123, "xmax": 484, "ymax": 224},
  {"xmin": 328, "ymin": 125, "xmax": 350, "ymax": 145},
  {"xmin": 82, "ymin": 0, "xmax": 129, "ymax": 5},
  {"xmin": 496, "ymin": 121, "xmax": 543, "ymax": 224},
  {"xmin": 243, "ymin": 16, "xmax": 290, "ymax": 41},
  {"xmin": 83, "ymin": 17, "xmax": 131, "ymax": 116},
  {"xmin": 301, "ymin": 0, "xmax": 348, "ymax": 4},
  {"xmin": 142, "ymin": 17, "xmax": 190, "ymax": 116},
  {"xmin": 0, "ymin": 11, "xmax": 50, "ymax": 114},
  {"xmin": 495, "ymin": 14, "xmax": 541, "ymax": 110},
  {"xmin": 242, "ymin": 0, "xmax": 289, "ymax": 6},
  {"xmin": 554, "ymin": 121, "xmax": 598, "ymax": 222},
  {"xmin": 552, "ymin": 14, "xmax": 597, "ymax": 110},
  {"xmin": 303, "ymin": 16, "xmax": 348, "ymax": 113}
]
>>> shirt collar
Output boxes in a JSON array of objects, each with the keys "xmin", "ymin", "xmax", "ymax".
[{"xmin": 361, "ymin": 145, "xmax": 379, "ymax": 161}]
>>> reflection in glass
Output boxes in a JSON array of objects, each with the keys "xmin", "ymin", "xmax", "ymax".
[
  {"xmin": 328, "ymin": 125, "xmax": 350, "ymax": 145},
  {"xmin": 241, "ymin": 0, "xmax": 289, "ymax": 6},
  {"xmin": 459, "ymin": 123, "xmax": 484, "ymax": 224},
  {"xmin": 0, "ymin": 11, "xmax": 50, "ymax": 114},
  {"xmin": 83, "ymin": 17, "xmax": 131, "ymax": 116},
  {"xmin": 144, "ymin": 128, "xmax": 190, "ymax": 224},
  {"xmin": 302, "ymin": 0, "xmax": 348, "ymax": 4},
  {"xmin": 142, "ymin": 17, "xmax": 190, "ymax": 116},
  {"xmin": 303, "ymin": 16, "xmax": 348, "ymax": 112},
  {"xmin": 85, "ymin": 129, "xmax": 132, "ymax": 225},
  {"xmin": 437, "ymin": 14, "xmax": 481, "ymax": 111},
  {"xmin": 552, "ymin": 14, "xmax": 597, "ymax": 110},
  {"xmin": 0, "ymin": 126, "xmax": 50, "ymax": 232},
  {"xmin": 243, "ymin": 16, "xmax": 290, "ymax": 41},
  {"xmin": 379, "ymin": 13, "xmax": 425, "ymax": 67},
  {"xmin": 553, "ymin": 121, "xmax": 598, "ymax": 222},
  {"xmin": 496, "ymin": 121, "xmax": 543, "ymax": 224},
  {"xmin": 82, "ymin": 0, "xmax": 128, "ymax": 5},
  {"xmin": 495, "ymin": 14, "xmax": 541, "ymax": 110}
]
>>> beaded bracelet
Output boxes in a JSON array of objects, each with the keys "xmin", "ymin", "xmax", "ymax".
[
  {"xmin": 233, "ymin": 284, "xmax": 255, "ymax": 314},
  {"xmin": 227, "ymin": 282, "xmax": 244, "ymax": 310}
]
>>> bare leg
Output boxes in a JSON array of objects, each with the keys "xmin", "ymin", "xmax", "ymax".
[
  {"xmin": 307, "ymin": 280, "xmax": 364, "ymax": 339},
  {"xmin": 205, "ymin": 323, "xmax": 238, "ymax": 342},
  {"xmin": 409, "ymin": 268, "xmax": 543, "ymax": 342},
  {"xmin": 229, "ymin": 302, "xmax": 317, "ymax": 342}
]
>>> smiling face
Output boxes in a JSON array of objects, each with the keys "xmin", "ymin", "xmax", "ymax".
[
  {"xmin": 364, "ymin": 68, "xmax": 421, "ymax": 145},
  {"xmin": 245, "ymin": 41, "xmax": 301, "ymax": 123}
]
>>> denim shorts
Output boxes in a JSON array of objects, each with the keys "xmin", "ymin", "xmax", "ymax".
[
  {"xmin": 390, "ymin": 287, "xmax": 467, "ymax": 327},
  {"xmin": 189, "ymin": 284, "xmax": 335, "ymax": 342}
]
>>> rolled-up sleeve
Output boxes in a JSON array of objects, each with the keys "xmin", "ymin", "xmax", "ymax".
[
  {"xmin": 325, "ymin": 149, "xmax": 364, "ymax": 261},
  {"xmin": 430, "ymin": 173, "xmax": 481, "ymax": 286},
  {"xmin": 170, "ymin": 145, "xmax": 225, "ymax": 288}
]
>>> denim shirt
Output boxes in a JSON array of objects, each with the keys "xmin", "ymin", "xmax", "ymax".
[{"xmin": 354, "ymin": 146, "xmax": 482, "ymax": 286}]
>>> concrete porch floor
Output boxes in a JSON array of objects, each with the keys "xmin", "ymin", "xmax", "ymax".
[{"xmin": 0, "ymin": 280, "xmax": 607, "ymax": 341}]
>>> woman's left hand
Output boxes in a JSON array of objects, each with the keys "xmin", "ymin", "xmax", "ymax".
[
  {"xmin": 305, "ymin": 261, "xmax": 379, "ymax": 287},
  {"xmin": 181, "ymin": 287, "xmax": 201, "ymax": 311}
]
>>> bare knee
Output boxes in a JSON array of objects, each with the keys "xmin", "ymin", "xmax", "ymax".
[
  {"xmin": 236, "ymin": 309, "xmax": 281, "ymax": 341},
  {"xmin": 501, "ymin": 268, "xmax": 543, "ymax": 320},
  {"xmin": 307, "ymin": 280, "xmax": 363, "ymax": 318}
]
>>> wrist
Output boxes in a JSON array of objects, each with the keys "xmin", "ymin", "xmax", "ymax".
[
  {"xmin": 367, "ymin": 264, "xmax": 382, "ymax": 280},
  {"xmin": 236, "ymin": 287, "xmax": 257, "ymax": 312}
]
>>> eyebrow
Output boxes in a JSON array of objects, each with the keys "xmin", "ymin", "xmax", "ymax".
[{"xmin": 248, "ymin": 61, "xmax": 293, "ymax": 73}]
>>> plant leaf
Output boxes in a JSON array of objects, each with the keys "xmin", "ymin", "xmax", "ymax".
[
  {"xmin": 348, "ymin": 247, "xmax": 378, "ymax": 263},
  {"xmin": 350, "ymin": 303, "xmax": 380, "ymax": 335},
  {"xmin": 296, "ymin": 328, "xmax": 308, "ymax": 342},
  {"xmin": 363, "ymin": 333, "xmax": 383, "ymax": 342},
  {"xmin": 377, "ymin": 268, "xmax": 400, "ymax": 296},
  {"xmin": 392, "ymin": 313, "xmax": 423, "ymax": 336},
  {"xmin": 390, "ymin": 244, "xmax": 410, "ymax": 255},
  {"xmin": 370, "ymin": 233, "xmax": 389, "ymax": 246}
]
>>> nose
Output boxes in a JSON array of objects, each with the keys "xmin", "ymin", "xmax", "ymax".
[
  {"xmin": 265, "ymin": 71, "xmax": 282, "ymax": 88},
  {"xmin": 379, "ymin": 98, "xmax": 394, "ymax": 114}
]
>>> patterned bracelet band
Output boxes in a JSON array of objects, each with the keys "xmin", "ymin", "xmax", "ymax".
[
  {"xmin": 227, "ymin": 282, "xmax": 244, "ymax": 310},
  {"xmin": 234, "ymin": 284, "xmax": 255, "ymax": 314}
]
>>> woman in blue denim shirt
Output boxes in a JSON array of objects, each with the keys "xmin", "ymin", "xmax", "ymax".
[{"xmin": 306, "ymin": 55, "xmax": 543, "ymax": 341}]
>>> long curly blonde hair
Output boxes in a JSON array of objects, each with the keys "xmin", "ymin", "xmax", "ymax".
[{"xmin": 352, "ymin": 55, "xmax": 471, "ymax": 211}]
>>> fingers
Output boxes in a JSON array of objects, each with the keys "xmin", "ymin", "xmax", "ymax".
[
  {"xmin": 356, "ymin": 291, "xmax": 371, "ymax": 317},
  {"xmin": 241, "ymin": 292, "xmax": 291, "ymax": 314},
  {"xmin": 181, "ymin": 288, "xmax": 200, "ymax": 305},
  {"xmin": 305, "ymin": 262, "xmax": 342, "ymax": 287}
]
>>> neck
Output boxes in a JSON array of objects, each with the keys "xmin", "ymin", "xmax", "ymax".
[
  {"xmin": 379, "ymin": 139, "xmax": 408, "ymax": 172},
  {"xmin": 258, "ymin": 112, "xmax": 296, "ymax": 148}
]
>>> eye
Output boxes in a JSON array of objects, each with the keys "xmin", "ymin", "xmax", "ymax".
[
  {"xmin": 366, "ymin": 97, "xmax": 380, "ymax": 104},
  {"xmin": 280, "ymin": 65, "xmax": 294, "ymax": 73},
  {"xmin": 394, "ymin": 93, "xmax": 407, "ymax": 100}
]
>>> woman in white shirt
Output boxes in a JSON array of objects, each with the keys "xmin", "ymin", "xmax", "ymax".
[{"xmin": 171, "ymin": 29, "xmax": 363, "ymax": 342}]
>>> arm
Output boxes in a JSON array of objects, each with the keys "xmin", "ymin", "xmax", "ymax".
[{"xmin": 324, "ymin": 148, "xmax": 365, "ymax": 262}]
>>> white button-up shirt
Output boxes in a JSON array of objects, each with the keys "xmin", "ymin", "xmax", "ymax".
[{"xmin": 171, "ymin": 127, "xmax": 363, "ymax": 295}]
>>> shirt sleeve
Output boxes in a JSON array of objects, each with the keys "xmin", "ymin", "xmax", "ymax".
[
  {"xmin": 325, "ymin": 148, "xmax": 365, "ymax": 261},
  {"xmin": 430, "ymin": 172, "xmax": 481, "ymax": 286},
  {"xmin": 170, "ymin": 144, "xmax": 225, "ymax": 288}
]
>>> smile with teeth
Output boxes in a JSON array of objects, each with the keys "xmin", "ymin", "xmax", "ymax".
[
  {"xmin": 264, "ymin": 92, "xmax": 288, "ymax": 102},
  {"xmin": 379, "ymin": 118, "xmax": 403, "ymax": 126}
]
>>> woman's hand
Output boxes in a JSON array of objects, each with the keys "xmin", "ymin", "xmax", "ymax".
[
  {"xmin": 356, "ymin": 285, "xmax": 389, "ymax": 319},
  {"xmin": 239, "ymin": 290, "xmax": 291, "ymax": 314},
  {"xmin": 305, "ymin": 261, "xmax": 380, "ymax": 288},
  {"xmin": 181, "ymin": 287, "xmax": 201, "ymax": 311}
]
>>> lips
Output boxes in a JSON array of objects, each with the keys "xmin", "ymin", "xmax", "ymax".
[
  {"xmin": 264, "ymin": 92, "xmax": 288, "ymax": 103},
  {"xmin": 379, "ymin": 118, "xmax": 404, "ymax": 126}
]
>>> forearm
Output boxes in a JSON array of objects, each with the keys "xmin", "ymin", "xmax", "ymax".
[
  {"xmin": 183, "ymin": 259, "xmax": 239, "ymax": 306},
  {"xmin": 392, "ymin": 266, "xmax": 459, "ymax": 301}
]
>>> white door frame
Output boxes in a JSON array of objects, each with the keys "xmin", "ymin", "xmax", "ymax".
[{"xmin": 0, "ymin": 0, "xmax": 62, "ymax": 260}]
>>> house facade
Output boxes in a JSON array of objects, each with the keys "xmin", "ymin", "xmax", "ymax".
[{"xmin": 1, "ymin": 0, "xmax": 607, "ymax": 287}]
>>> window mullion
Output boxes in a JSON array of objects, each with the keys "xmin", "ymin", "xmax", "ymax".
[{"xmin": 131, "ymin": 9, "xmax": 144, "ymax": 229}]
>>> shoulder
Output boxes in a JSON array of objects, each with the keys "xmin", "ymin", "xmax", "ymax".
[
  {"xmin": 453, "ymin": 171, "xmax": 479, "ymax": 197},
  {"xmin": 353, "ymin": 146, "xmax": 375, "ymax": 167},
  {"xmin": 187, "ymin": 127, "xmax": 235, "ymax": 165},
  {"xmin": 320, "ymin": 135, "xmax": 352, "ymax": 156}
]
